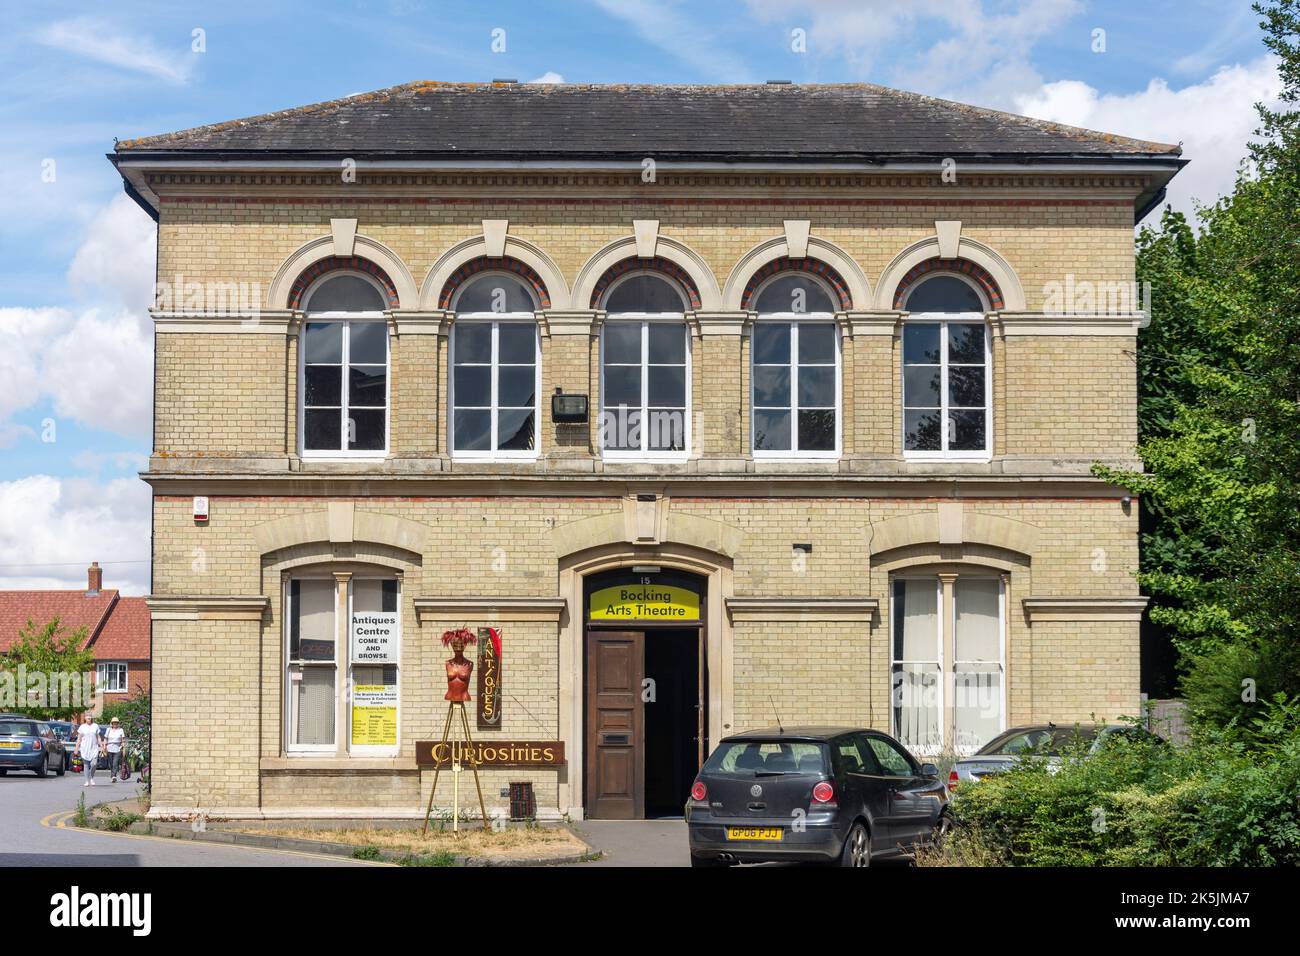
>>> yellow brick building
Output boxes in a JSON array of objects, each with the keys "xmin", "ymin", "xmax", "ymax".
[{"xmin": 112, "ymin": 83, "xmax": 1182, "ymax": 820}]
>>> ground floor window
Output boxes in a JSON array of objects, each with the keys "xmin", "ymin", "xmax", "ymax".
[
  {"xmin": 286, "ymin": 574, "xmax": 400, "ymax": 754},
  {"xmin": 891, "ymin": 573, "xmax": 1005, "ymax": 754},
  {"xmin": 95, "ymin": 662, "xmax": 127, "ymax": 694}
]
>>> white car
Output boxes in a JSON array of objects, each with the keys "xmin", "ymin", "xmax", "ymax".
[{"xmin": 948, "ymin": 724, "xmax": 1161, "ymax": 790}]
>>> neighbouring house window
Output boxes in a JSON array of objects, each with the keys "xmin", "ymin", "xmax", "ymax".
[
  {"xmin": 287, "ymin": 578, "xmax": 337, "ymax": 750},
  {"xmin": 751, "ymin": 274, "xmax": 840, "ymax": 456},
  {"xmin": 891, "ymin": 574, "xmax": 1005, "ymax": 753},
  {"xmin": 286, "ymin": 575, "xmax": 401, "ymax": 754},
  {"xmin": 300, "ymin": 273, "xmax": 389, "ymax": 456},
  {"xmin": 901, "ymin": 273, "xmax": 990, "ymax": 458},
  {"xmin": 95, "ymin": 662, "xmax": 127, "ymax": 694},
  {"xmin": 600, "ymin": 272, "xmax": 690, "ymax": 456},
  {"xmin": 451, "ymin": 275, "xmax": 540, "ymax": 456}
]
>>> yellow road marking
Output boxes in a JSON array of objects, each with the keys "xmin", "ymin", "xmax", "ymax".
[{"xmin": 41, "ymin": 809, "xmax": 392, "ymax": 866}]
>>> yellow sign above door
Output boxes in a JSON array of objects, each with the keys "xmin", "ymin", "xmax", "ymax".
[{"xmin": 589, "ymin": 584, "xmax": 700, "ymax": 621}]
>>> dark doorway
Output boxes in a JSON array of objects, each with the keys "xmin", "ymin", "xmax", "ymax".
[{"xmin": 644, "ymin": 628, "xmax": 702, "ymax": 818}]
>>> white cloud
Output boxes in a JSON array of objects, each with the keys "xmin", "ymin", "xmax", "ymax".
[
  {"xmin": 529, "ymin": 72, "xmax": 566, "ymax": 84},
  {"xmin": 68, "ymin": 194, "xmax": 157, "ymax": 316},
  {"xmin": 0, "ymin": 475, "xmax": 151, "ymax": 595},
  {"xmin": 36, "ymin": 16, "xmax": 194, "ymax": 85},
  {"xmin": 744, "ymin": 0, "xmax": 1082, "ymax": 107},
  {"xmin": 43, "ymin": 309, "xmax": 153, "ymax": 437},
  {"xmin": 0, "ymin": 308, "xmax": 68, "ymax": 446},
  {"xmin": 592, "ymin": 0, "xmax": 756, "ymax": 81},
  {"xmin": 1016, "ymin": 56, "xmax": 1282, "ymax": 218}
]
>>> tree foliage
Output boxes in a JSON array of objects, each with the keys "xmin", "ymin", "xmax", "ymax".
[{"xmin": 0, "ymin": 617, "xmax": 95, "ymax": 720}]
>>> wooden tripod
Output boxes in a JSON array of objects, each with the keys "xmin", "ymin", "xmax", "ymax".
[{"xmin": 421, "ymin": 701, "xmax": 490, "ymax": 835}]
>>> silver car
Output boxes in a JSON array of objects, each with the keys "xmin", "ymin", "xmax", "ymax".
[{"xmin": 948, "ymin": 723, "xmax": 1161, "ymax": 789}]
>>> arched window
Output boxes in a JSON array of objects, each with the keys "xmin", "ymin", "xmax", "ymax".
[
  {"xmin": 450, "ymin": 273, "xmax": 540, "ymax": 456},
  {"xmin": 901, "ymin": 272, "xmax": 991, "ymax": 458},
  {"xmin": 599, "ymin": 271, "xmax": 690, "ymax": 456},
  {"xmin": 750, "ymin": 273, "xmax": 840, "ymax": 457},
  {"xmin": 300, "ymin": 272, "xmax": 389, "ymax": 457}
]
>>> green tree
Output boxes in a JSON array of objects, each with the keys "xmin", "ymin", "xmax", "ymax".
[
  {"xmin": 0, "ymin": 617, "xmax": 96, "ymax": 719},
  {"xmin": 1101, "ymin": 0, "xmax": 1300, "ymax": 730}
]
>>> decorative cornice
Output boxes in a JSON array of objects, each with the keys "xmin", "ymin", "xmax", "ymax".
[
  {"xmin": 1022, "ymin": 596, "xmax": 1149, "ymax": 622},
  {"xmin": 997, "ymin": 311, "xmax": 1147, "ymax": 336},
  {"xmin": 413, "ymin": 596, "xmax": 567, "ymax": 623},
  {"xmin": 151, "ymin": 310, "xmax": 297, "ymax": 333},
  {"xmin": 539, "ymin": 310, "xmax": 600, "ymax": 336},
  {"xmin": 725, "ymin": 596, "xmax": 879, "ymax": 622},
  {"xmin": 145, "ymin": 595, "xmax": 270, "ymax": 621},
  {"xmin": 846, "ymin": 310, "xmax": 904, "ymax": 336},
  {"xmin": 392, "ymin": 310, "xmax": 451, "ymax": 335}
]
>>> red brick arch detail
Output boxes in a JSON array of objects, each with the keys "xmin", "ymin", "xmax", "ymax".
[
  {"xmin": 893, "ymin": 258, "xmax": 1004, "ymax": 310},
  {"xmin": 288, "ymin": 257, "xmax": 400, "ymax": 309},
  {"xmin": 439, "ymin": 257, "xmax": 551, "ymax": 310},
  {"xmin": 741, "ymin": 257, "xmax": 852, "ymax": 311},
  {"xmin": 589, "ymin": 257, "xmax": 702, "ymax": 310}
]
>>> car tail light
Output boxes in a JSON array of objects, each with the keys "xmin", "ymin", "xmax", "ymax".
[
  {"xmin": 690, "ymin": 780, "xmax": 707, "ymax": 802},
  {"xmin": 948, "ymin": 770, "xmax": 959, "ymax": 792},
  {"xmin": 811, "ymin": 781, "xmax": 835, "ymax": 804},
  {"xmin": 32, "ymin": 739, "xmax": 42, "ymax": 751}
]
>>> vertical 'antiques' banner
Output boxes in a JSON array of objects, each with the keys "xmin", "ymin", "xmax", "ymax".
[{"xmin": 477, "ymin": 626, "xmax": 501, "ymax": 728}]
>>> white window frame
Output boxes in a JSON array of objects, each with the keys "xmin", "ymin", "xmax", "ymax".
[
  {"xmin": 95, "ymin": 662, "xmax": 128, "ymax": 694},
  {"xmin": 890, "ymin": 576, "xmax": 944, "ymax": 754},
  {"xmin": 890, "ymin": 573, "xmax": 1007, "ymax": 756},
  {"xmin": 750, "ymin": 313, "xmax": 842, "ymax": 460},
  {"xmin": 297, "ymin": 272, "xmax": 391, "ymax": 461},
  {"xmin": 345, "ymin": 576, "xmax": 402, "ymax": 758},
  {"xmin": 900, "ymin": 312, "xmax": 992, "ymax": 462},
  {"xmin": 284, "ymin": 575, "xmax": 340, "ymax": 755},
  {"xmin": 599, "ymin": 271, "xmax": 693, "ymax": 462},
  {"xmin": 449, "ymin": 316, "xmax": 542, "ymax": 461},
  {"xmin": 951, "ymin": 576, "xmax": 1007, "ymax": 756}
]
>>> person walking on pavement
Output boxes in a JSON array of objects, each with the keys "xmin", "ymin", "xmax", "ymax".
[
  {"xmin": 75, "ymin": 713, "xmax": 104, "ymax": 787},
  {"xmin": 104, "ymin": 717, "xmax": 126, "ymax": 784}
]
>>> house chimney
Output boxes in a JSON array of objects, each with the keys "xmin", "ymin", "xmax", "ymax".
[{"xmin": 87, "ymin": 561, "xmax": 102, "ymax": 594}]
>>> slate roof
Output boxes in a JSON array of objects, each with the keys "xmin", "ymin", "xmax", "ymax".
[
  {"xmin": 114, "ymin": 82, "xmax": 1182, "ymax": 163},
  {"xmin": 0, "ymin": 589, "xmax": 149, "ymax": 661}
]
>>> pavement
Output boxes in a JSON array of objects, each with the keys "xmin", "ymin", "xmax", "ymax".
[
  {"xmin": 0, "ymin": 769, "xmax": 365, "ymax": 867},
  {"xmin": 572, "ymin": 819, "xmax": 690, "ymax": 866}
]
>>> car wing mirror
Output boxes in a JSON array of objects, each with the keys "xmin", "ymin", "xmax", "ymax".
[{"xmin": 920, "ymin": 763, "xmax": 939, "ymax": 778}]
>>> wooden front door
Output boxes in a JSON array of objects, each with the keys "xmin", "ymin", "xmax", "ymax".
[{"xmin": 585, "ymin": 630, "xmax": 644, "ymax": 819}]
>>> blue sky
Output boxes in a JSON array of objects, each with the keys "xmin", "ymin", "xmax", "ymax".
[{"xmin": 0, "ymin": 0, "xmax": 1280, "ymax": 593}]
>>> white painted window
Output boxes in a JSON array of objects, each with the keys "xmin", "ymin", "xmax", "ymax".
[
  {"xmin": 299, "ymin": 273, "xmax": 389, "ymax": 458},
  {"xmin": 901, "ymin": 273, "xmax": 991, "ymax": 460},
  {"xmin": 751, "ymin": 273, "xmax": 840, "ymax": 457},
  {"xmin": 599, "ymin": 272, "xmax": 691, "ymax": 459},
  {"xmin": 95, "ymin": 662, "xmax": 127, "ymax": 694},
  {"xmin": 451, "ymin": 274, "xmax": 540, "ymax": 458},
  {"xmin": 891, "ymin": 574, "xmax": 1005, "ymax": 754},
  {"xmin": 285, "ymin": 575, "xmax": 401, "ymax": 755}
]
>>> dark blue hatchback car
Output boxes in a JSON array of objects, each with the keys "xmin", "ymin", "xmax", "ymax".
[
  {"xmin": 0, "ymin": 718, "xmax": 67, "ymax": 778},
  {"xmin": 686, "ymin": 727, "xmax": 949, "ymax": 867}
]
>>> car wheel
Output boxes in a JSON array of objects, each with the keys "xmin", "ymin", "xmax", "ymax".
[
  {"xmin": 839, "ymin": 822, "xmax": 870, "ymax": 867},
  {"xmin": 55, "ymin": 755, "xmax": 66, "ymax": 777},
  {"xmin": 0, "ymin": 768, "xmax": 7, "ymax": 776},
  {"xmin": 931, "ymin": 810, "xmax": 953, "ymax": 847},
  {"xmin": 34, "ymin": 757, "xmax": 47, "ymax": 778}
]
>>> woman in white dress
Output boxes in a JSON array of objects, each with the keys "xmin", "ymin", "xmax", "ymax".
[{"xmin": 75, "ymin": 714, "xmax": 103, "ymax": 786}]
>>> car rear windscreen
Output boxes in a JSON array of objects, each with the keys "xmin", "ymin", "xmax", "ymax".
[
  {"xmin": 704, "ymin": 740, "xmax": 829, "ymax": 775},
  {"xmin": 0, "ymin": 721, "xmax": 38, "ymax": 736}
]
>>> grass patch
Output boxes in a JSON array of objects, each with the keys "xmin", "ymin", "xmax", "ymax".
[
  {"xmin": 93, "ymin": 806, "xmax": 142, "ymax": 833},
  {"xmin": 228, "ymin": 823, "xmax": 588, "ymax": 863}
]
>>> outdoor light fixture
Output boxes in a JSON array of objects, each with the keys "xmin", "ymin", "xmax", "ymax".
[{"xmin": 551, "ymin": 388, "xmax": 588, "ymax": 423}]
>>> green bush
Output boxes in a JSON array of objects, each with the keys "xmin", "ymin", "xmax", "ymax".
[{"xmin": 941, "ymin": 698, "xmax": 1300, "ymax": 866}]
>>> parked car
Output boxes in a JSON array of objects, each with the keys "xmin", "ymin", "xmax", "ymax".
[
  {"xmin": 949, "ymin": 723, "xmax": 1164, "ymax": 788},
  {"xmin": 0, "ymin": 718, "xmax": 66, "ymax": 777},
  {"xmin": 686, "ymin": 726, "xmax": 950, "ymax": 867},
  {"xmin": 46, "ymin": 721, "xmax": 75, "ymax": 770}
]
